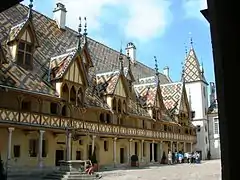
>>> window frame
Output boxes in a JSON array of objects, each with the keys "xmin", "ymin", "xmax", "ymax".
[
  {"xmin": 17, "ymin": 40, "xmax": 33, "ymax": 69},
  {"xmin": 213, "ymin": 117, "xmax": 219, "ymax": 134}
]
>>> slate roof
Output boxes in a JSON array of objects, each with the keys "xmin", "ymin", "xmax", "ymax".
[
  {"xmin": 160, "ymin": 82, "xmax": 184, "ymax": 114},
  {"xmin": 183, "ymin": 47, "xmax": 207, "ymax": 84}
]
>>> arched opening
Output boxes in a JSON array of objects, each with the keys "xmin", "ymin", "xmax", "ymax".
[
  {"xmin": 99, "ymin": 113, "xmax": 105, "ymax": 123},
  {"xmin": 62, "ymin": 84, "xmax": 69, "ymax": 102},
  {"xmin": 70, "ymin": 86, "xmax": 76, "ymax": 105},
  {"xmin": 152, "ymin": 109, "xmax": 156, "ymax": 119},
  {"xmin": 118, "ymin": 99, "xmax": 122, "ymax": 113},
  {"xmin": 77, "ymin": 88, "xmax": 84, "ymax": 106},
  {"xmin": 106, "ymin": 114, "xmax": 111, "ymax": 123},
  {"xmin": 123, "ymin": 100, "xmax": 127, "ymax": 113},
  {"xmin": 61, "ymin": 105, "xmax": 67, "ymax": 116},
  {"xmin": 112, "ymin": 98, "xmax": 116, "ymax": 111}
]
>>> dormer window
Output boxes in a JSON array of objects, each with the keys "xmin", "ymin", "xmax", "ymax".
[{"xmin": 17, "ymin": 40, "xmax": 33, "ymax": 68}]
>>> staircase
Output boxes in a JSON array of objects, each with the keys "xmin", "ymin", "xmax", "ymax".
[{"xmin": 43, "ymin": 170, "xmax": 98, "ymax": 180}]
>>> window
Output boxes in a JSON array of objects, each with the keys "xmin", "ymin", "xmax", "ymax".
[
  {"xmin": 118, "ymin": 99, "xmax": 122, "ymax": 113},
  {"xmin": 164, "ymin": 125, "xmax": 167, "ymax": 131},
  {"xmin": 142, "ymin": 120, "xmax": 145, "ymax": 128},
  {"xmin": 62, "ymin": 105, "xmax": 67, "ymax": 116},
  {"xmin": 17, "ymin": 41, "xmax": 33, "ymax": 68},
  {"xmin": 197, "ymin": 125, "xmax": 201, "ymax": 132},
  {"xmin": 104, "ymin": 140, "xmax": 108, "ymax": 151},
  {"xmin": 191, "ymin": 111, "xmax": 195, "ymax": 118},
  {"xmin": 214, "ymin": 118, "xmax": 219, "ymax": 134},
  {"xmin": 21, "ymin": 100, "xmax": 31, "ymax": 111},
  {"xmin": 29, "ymin": 139, "xmax": 37, "ymax": 157},
  {"xmin": 205, "ymin": 137, "xmax": 208, "ymax": 144},
  {"xmin": 112, "ymin": 98, "xmax": 116, "ymax": 111},
  {"xmin": 13, "ymin": 145, "xmax": 20, "ymax": 158},
  {"xmin": 203, "ymin": 87, "xmax": 205, "ymax": 97},
  {"xmin": 50, "ymin": 103, "xmax": 58, "ymax": 114}
]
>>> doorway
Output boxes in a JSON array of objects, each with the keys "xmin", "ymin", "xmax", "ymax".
[
  {"xmin": 120, "ymin": 148, "xmax": 125, "ymax": 164},
  {"xmin": 55, "ymin": 150, "xmax": 64, "ymax": 166}
]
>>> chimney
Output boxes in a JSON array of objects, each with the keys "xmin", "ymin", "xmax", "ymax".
[
  {"xmin": 53, "ymin": 3, "xmax": 67, "ymax": 30},
  {"xmin": 163, "ymin": 66, "xmax": 169, "ymax": 77},
  {"xmin": 125, "ymin": 42, "xmax": 136, "ymax": 63}
]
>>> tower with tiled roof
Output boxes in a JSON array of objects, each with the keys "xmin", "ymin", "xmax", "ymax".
[{"xmin": 183, "ymin": 38, "xmax": 209, "ymax": 160}]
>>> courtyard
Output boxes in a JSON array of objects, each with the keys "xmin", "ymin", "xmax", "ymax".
[{"xmin": 100, "ymin": 160, "xmax": 221, "ymax": 180}]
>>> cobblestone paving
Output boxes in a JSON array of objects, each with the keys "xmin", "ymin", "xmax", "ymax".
[{"xmin": 100, "ymin": 160, "xmax": 221, "ymax": 180}]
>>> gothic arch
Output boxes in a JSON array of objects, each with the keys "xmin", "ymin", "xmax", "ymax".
[
  {"xmin": 62, "ymin": 83, "xmax": 69, "ymax": 102},
  {"xmin": 70, "ymin": 86, "xmax": 77, "ymax": 105},
  {"xmin": 112, "ymin": 98, "xmax": 117, "ymax": 111},
  {"xmin": 118, "ymin": 99, "xmax": 122, "ymax": 113}
]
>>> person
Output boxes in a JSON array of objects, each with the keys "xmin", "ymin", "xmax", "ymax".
[
  {"xmin": 178, "ymin": 153, "xmax": 183, "ymax": 163},
  {"xmin": 168, "ymin": 151, "xmax": 172, "ymax": 165},
  {"xmin": 85, "ymin": 161, "xmax": 94, "ymax": 175}
]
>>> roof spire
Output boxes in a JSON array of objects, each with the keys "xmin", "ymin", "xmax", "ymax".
[
  {"xmin": 181, "ymin": 61, "xmax": 185, "ymax": 82},
  {"xmin": 154, "ymin": 56, "xmax": 159, "ymax": 76},
  {"xmin": 77, "ymin": 17, "xmax": 82, "ymax": 50},
  {"xmin": 201, "ymin": 61, "xmax": 204, "ymax": 75},
  {"xmin": 119, "ymin": 42, "xmax": 124, "ymax": 73},
  {"xmin": 27, "ymin": 0, "xmax": 33, "ymax": 19},
  {"xmin": 188, "ymin": 32, "xmax": 194, "ymax": 49}
]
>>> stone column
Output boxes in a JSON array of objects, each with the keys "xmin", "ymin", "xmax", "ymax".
[
  {"xmin": 38, "ymin": 130, "xmax": 45, "ymax": 168},
  {"xmin": 176, "ymin": 142, "xmax": 179, "ymax": 152},
  {"xmin": 159, "ymin": 141, "xmax": 163, "ymax": 161},
  {"xmin": 151, "ymin": 141, "xmax": 155, "ymax": 162},
  {"xmin": 170, "ymin": 141, "xmax": 173, "ymax": 152},
  {"xmin": 141, "ymin": 140, "xmax": 144, "ymax": 162},
  {"xmin": 190, "ymin": 142, "xmax": 193, "ymax": 152},
  {"xmin": 128, "ymin": 139, "xmax": 133, "ymax": 163},
  {"xmin": 92, "ymin": 135, "xmax": 96, "ymax": 155},
  {"xmin": 66, "ymin": 130, "xmax": 72, "ymax": 161},
  {"xmin": 7, "ymin": 127, "xmax": 15, "ymax": 160},
  {"xmin": 113, "ymin": 137, "xmax": 117, "ymax": 166}
]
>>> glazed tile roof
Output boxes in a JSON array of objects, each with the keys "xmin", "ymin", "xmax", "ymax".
[
  {"xmin": 127, "ymin": 98, "xmax": 151, "ymax": 118},
  {"xmin": 160, "ymin": 82, "xmax": 184, "ymax": 114},
  {"xmin": 134, "ymin": 83, "xmax": 158, "ymax": 107},
  {"xmin": 183, "ymin": 48, "xmax": 207, "ymax": 83},
  {"xmin": 0, "ymin": 4, "xmax": 174, "ymax": 112},
  {"xmin": 96, "ymin": 70, "xmax": 120, "ymax": 94}
]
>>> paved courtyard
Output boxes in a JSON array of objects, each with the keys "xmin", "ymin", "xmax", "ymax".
[{"xmin": 100, "ymin": 160, "xmax": 221, "ymax": 180}]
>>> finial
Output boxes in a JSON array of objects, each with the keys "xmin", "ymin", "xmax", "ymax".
[
  {"xmin": 189, "ymin": 32, "xmax": 193, "ymax": 49},
  {"xmin": 28, "ymin": 0, "xmax": 33, "ymax": 19},
  {"xmin": 119, "ymin": 43, "xmax": 123, "ymax": 72},
  {"xmin": 181, "ymin": 61, "xmax": 185, "ymax": 82},
  {"xmin": 83, "ymin": 17, "xmax": 88, "ymax": 36},
  {"xmin": 184, "ymin": 43, "xmax": 188, "ymax": 58},
  {"xmin": 29, "ymin": 0, "xmax": 33, "ymax": 9},
  {"xmin": 201, "ymin": 62, "xmax": 204, "ymax": 74},
  {"xmin": 154, "ymin": 56, "xmax": 159, "ymax": 76},
  {"xmin": 77, "ymin": 17, "xmax": 82, "ymax": 49}
]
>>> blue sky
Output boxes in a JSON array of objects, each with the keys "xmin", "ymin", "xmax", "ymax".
[{"xmin": 22, "ymin": 0, "xmax": 214, "ymax": 84}]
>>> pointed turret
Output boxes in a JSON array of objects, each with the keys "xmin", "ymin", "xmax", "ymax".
[{"xmin": 183, "ymin": 37, "xmax": 207, "ymax": 84}]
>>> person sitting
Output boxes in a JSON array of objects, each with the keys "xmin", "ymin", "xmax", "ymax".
[{"xmin": 85, "ymin": 162, "xmax": 94, "ymax": 175}]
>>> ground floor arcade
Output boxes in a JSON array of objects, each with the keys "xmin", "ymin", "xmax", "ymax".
[{"xmin": 0, "ymin": 125, "xmax": 193, "ymax": 169}]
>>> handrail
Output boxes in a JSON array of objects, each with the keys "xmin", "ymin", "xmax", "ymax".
[{"xmin": 0, "ymin": 107, "xmax": 197, "ymax": 142}]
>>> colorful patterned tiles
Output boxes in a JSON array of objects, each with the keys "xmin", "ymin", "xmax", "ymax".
[
  {"xmin": 134, "ymin": 83, "xmax": 158, "ymax": 107},
  {"xmin": 7, "ymin": 19, "xmax": 28, "ymax": 43},
  {"xmin": 160, "ymin": 82, "xmax": 183, "ymax": 113},
  {"xmin": 184, "ymin": 48, "xmax": 207, "ymax": 83}
]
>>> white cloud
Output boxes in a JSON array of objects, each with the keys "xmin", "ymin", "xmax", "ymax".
[
  {"xmin": 182, "ymin": 0, "xmax": 208, "ymax": 20},
  {"xmin": 54, "ymin": 0, "xmax": 172, "ymax": 43},
  {"xmin": 124, "ymin": 0, "xmax": 172, "ymax": 42}
]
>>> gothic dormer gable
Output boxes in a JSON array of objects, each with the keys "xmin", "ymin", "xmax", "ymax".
[
  {"xmin": 50, "ymin": 48, "xmax": 89, "ymax": 87},
  {"xmin": 6, "ymin": 14, "xmax": 39, "ymax": 70}
]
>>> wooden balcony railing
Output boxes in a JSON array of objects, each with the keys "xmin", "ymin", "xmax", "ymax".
[{"xmin": 0, "ymin": 108, "xmax": 197, "ymax": 142}]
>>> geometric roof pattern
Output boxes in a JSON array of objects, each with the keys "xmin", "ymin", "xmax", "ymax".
[
  {"xmin": 134, "ymin": 83, "xmax": 158, "ymax": 107},
  {"xmin": 0, "ymin": 4, "xmax": 178, "ymax": 114},
  {"xmin": 184, "ymin": 47, "xmax": 207, "ymax": 83},
  {"xmin": 160, "ymin": 82, "xmax": 184, "ymax": 114}
]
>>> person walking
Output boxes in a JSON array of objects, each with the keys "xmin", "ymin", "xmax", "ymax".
[{"xmin": 168, "ymin": 151, "xmax": 172, "ymax": 165}]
